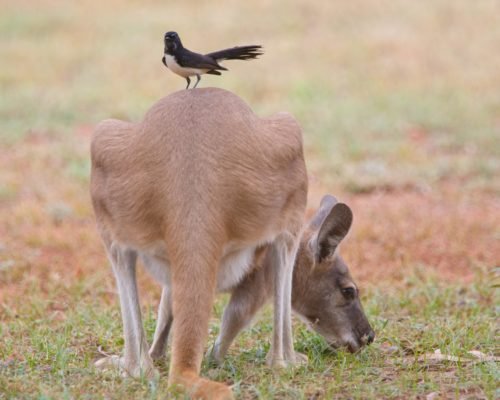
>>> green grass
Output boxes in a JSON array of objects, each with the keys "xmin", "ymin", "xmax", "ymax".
[
  {"xmin": 290, "ymin": 83, "xmax": 500, "ymax": 191},
  {"xmin": 1, "ymin": 267, "xmax": 497, "ymax": 399}
]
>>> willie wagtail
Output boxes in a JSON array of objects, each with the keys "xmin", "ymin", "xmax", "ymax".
[{"xmin": 162, "ymin": 31, "xmax": 263, "ymax": 89}]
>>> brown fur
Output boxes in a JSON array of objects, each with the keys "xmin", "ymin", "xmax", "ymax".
[
  {"xmin": 150, "ymin": 195, "xmax": 375, "ymax": 365},
  {"xmin": 90, "ymin": 88, "xmax": 308, "ymax": 399}
]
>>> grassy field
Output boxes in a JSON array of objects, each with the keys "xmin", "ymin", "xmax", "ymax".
[{"xmin": 0, "ymin": 0, "xmax": 499, "ymax": 398}]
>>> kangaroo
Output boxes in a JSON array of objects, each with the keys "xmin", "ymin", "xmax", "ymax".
[
  {"xmin": 148, "ymin": 195, "xmax": 375, "ymax": 365},
  {"xmin": 90, "ymin": 88, "xmax": 308, "ymax": 399}
]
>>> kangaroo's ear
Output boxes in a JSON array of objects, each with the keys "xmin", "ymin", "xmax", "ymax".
[
  {"xmin": 312, "ymin": 203, "xmax": 353, "ymax": 264},
  {"xmin": 309, "ymin": 195, "xmax": 338, "ymax": 230}
]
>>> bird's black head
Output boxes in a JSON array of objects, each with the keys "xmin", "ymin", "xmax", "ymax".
[{"xmin": 164, "ymin": 31, "xmax": 182, "ymax": 52}]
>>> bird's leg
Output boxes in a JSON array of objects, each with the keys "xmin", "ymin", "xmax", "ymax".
[
  {"xmin": 193, "ymin": 75, "xmax": 201, "ymax": 89},
  {"xmin": 185, "ymin": 77, "xmax": 191, "ymax": 89}
]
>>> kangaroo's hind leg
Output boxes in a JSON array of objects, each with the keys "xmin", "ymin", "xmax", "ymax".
[{"xmin": 95, "ymin": 242, "xmax": 157, "ymax": 379}]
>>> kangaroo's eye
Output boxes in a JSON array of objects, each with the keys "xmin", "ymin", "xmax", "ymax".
[{"xmin": 341, "ymin": 287, "xmax": 356, "ymax": 299}]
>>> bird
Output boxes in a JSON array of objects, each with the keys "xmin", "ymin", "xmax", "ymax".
[{"xmin": 162, "ymin": 31, "xmax": 263, "ymax": 89}]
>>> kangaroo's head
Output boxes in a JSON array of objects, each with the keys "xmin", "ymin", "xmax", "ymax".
[{"xmin": 292, "ymin": 195, "xmax": 375, "ymax": 353}]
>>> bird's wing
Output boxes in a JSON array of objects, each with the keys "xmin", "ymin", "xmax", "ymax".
[{"xmin": 177, "ymin": 50, "xmax": 228, "ymax": 71}]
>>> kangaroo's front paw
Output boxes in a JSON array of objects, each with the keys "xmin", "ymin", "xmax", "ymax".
[
  {"xmin": 266, "ymin": 350, "xmax": 308, "ymax": 368},
  {"xmin": 149, "ymin": 346, "xmax": 166, "ymax": 361},
  {"xmin": 205, "ymin": 344, "xmax": 224, "ymax": 366},
  {"xmin": 95, "ymin": 355, "xmax": 159, "ymax": 380}
]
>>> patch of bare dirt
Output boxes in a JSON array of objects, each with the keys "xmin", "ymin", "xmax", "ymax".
[{"xmin": 309, "ymin": 181, "xmax": 499, "ymax": 285}]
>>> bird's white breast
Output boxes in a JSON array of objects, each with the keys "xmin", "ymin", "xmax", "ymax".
[{"xmin": 163, "ymin": 54, "xmax": 206, "ymax": 78}]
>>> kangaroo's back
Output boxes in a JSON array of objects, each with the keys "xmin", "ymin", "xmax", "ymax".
[{"xmin": 91, "ymin": 88, "xmax": 306, "ymax": 247}]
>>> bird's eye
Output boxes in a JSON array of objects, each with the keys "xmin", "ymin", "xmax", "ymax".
[{"xmin": 341, "ymin": 287, "xmax": 356, "ymax": 299}]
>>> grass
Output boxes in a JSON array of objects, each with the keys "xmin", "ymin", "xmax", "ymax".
[
  {"xmin": 0, "ymin": 267, "xmax": 498, "ymax": 399},
  {"xmin": 0, "ymin": 0, "xmax": 499, "ymax": 398}
]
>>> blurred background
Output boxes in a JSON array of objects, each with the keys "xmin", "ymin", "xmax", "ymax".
[{"xmin": 0, "ymin": 0, "xmax": 498, "ymax": 397}]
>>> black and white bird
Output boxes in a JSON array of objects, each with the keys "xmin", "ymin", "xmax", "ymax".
[{"xmin": 162, "ymin": 31, "xmax": 263, "ymax": 89}]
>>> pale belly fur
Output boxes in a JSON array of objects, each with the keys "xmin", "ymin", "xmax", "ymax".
[
  {"xmin": 138, "ymin": 241, "xmax": 262, "ymax": 292},
  {"xmin": 163, "ymin": 54, "xmax": 207, "ymax": 78}
]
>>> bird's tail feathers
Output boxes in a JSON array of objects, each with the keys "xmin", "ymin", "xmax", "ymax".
[{"xmin": 206, "ymin": 45, "xmax": 263, "ymax": 62}]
